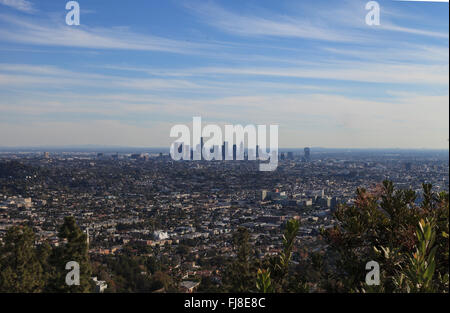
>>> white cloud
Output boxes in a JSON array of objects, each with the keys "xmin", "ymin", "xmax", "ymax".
[
  {"xmin": 0, "ymin": 64, "xmax": 213, "ymax": 91},
  {"xmin": 178, "ymin": 63, "xmax": 448, "ymax": 85},
  {"xmin": 315, "ymin": 0, "xmax": 449, "ymax": 40},
  {"xmin": 380, "ymin": 22, "xmax": 449, "ymax": 39},
  {"xmin": 323, "ymin": 44, "xmax": 449, "ymax": 64},
  {"xmin": 0, "ymin": 0, "xmax": 35, "ymax": 13},
  {"xmin": 1, "ymin": 58, "xmax": 447, "ymax": 96},
  {"xmin": 0, "ymin": 13, "xmax": 216, "ymax": 54},
  {"xmin": 185, "ymin": 2, "xmax": 361, "ymax": 42},
  {"xmin": 185, "ymin": 1, "xmax": 448, "ymax": 42}
]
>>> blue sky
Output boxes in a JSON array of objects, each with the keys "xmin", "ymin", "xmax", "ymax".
[{"xmin": 0, "ymin": 0, "xmax": 448, "ymax": 148}]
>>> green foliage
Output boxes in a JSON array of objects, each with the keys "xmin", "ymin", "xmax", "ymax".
[
  {"xmin": 0, "ymin": 226, "xmax": 45, "ymax": 292},
  {"xmin": 0, "ymin": 217, "xmax": 95, "ymax": 293},
  {"xmin": 100, "ymin": 254, "xmax": 169, "ymax": 292},
  {"xmin": 223, "ymin": 227, "xmax": 259, "ymax": 292},
  {"xmin": 47, "ymin": 216, "xmax": 92, "ymax": 292},
  {"xmin": 277, "ymin": 219, "xmax": 300, "ymax": 275},
  {"xmin": 391, "ymin": 218, "xmax": 441, "ymax": 292},
  {"xmin": 325, "ymin": 181, "xmax": 449, "ymax": 293},
  {"xmin": 256, "ymin": 269, "xmax": 274, "ymax": 293},
  {"xmin": 256, "ymin": 218, "xmax": 300, "ymax": 293}
]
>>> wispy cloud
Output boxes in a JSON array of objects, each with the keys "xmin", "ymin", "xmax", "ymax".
[
  {"xmin": 184, "ymin": 1, "xmax": 362, "ymax": 42},
  {"xmin": 322, "ymin": 44, "xmax": 449, "ymax": 64},
  {"xmin": 380, "ymin": 22, "xmax": 449, "ymax": 39},
  {"xmin": 1, "ymin": 58, "xmax": 447, "ymax": 93},
  {"xmin": 0, "ymin": 63, "xmax": 210, "ymax": 91},
  {"xmin": 316, "ymin": 0, "xmax": 449, "ymax": 39},
  {"xmin": 190, "ymin": 64, "xmax": 448, "ymax": 85},
  {"xmin": 0, "ymin": 0, "xmax": 35, "ymax": 13},
  {"xmin": 103, "ymin": 63, "xmax": 447, "ymax": 85},
  {"xmin": 185, "ymin": 0, "xmax": 448, "ymax": 42},
  {"xmin": 0, "ymin": 13, "xmax": 217, "ymax": 54}
]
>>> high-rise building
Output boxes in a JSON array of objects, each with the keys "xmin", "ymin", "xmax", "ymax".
[
  {"xmin": 222, "ymin": 142, "xmax": 226, "ymax": 160},
  {"xmin": 239, "ymin": 142, "xmax": 244, "ymax": 160},
  {"xmin": 222, "ymin": 141, "xmax": 229, "ymax": 160},
  {"xmin": 304, "ymin": 147, "xmax": 311, "ymax": 162},
  {"xmin": 200, "ymin": 137, "xmax": 204, "ymax": 160}
]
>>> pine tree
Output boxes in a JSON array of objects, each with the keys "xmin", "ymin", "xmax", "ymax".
[
  {"xmin": 48, "ymin": 216, "xmax": 92, "ymax": 292},
  {"xmin": 223, "ymin": 227, "xmax": 258, "ymax": 292},
  {"xmin": 0, "ymin": 226, "xmax": 44, "ymax": 292},
  {"xmin": 37, "ymin": 241, "xmax": 54, "ymax": 291}
]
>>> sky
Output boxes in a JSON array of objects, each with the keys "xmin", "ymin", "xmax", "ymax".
[{"xmin": 0, "ymin": 0, "xmax": 448, "ymax": 149}]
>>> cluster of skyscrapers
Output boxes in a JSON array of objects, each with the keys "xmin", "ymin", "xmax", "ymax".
[{"xmin": 177, "ymin": 138, "xmax": 311, "ymax": 162}]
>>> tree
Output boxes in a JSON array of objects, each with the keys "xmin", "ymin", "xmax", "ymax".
[
  {"xmin": 390, "ymin": 218, "xmax": 444, "ymax": 292},
  {"xmin": 0, "ymin": 226, "xmax": 45, "ymax": 292},
  {"xmin": 47, "ymin": 216, "xmax": 92, "ymax": 292},
  {"xmin": 275, "ymin": 219, "xmax": 300, "ymax": 282},
  {"xmin": 256, "ymin": 269, "xmax": 274, "ymax": 293},
  {"xmin": 325, "ymin": 181, "xmax": 449, "ymax": 293},
  {"xmin": 223, "ymin": 227, "xmax": 258, "ymax": 292},
  {"xmin": 256, "ymin": 219, "xmax": 301, "ymax": 293},
  {"xmin": 37, "ymin": 241, "xmax": 53, "ymax": 288}
]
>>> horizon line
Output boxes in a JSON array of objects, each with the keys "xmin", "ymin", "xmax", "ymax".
[{"xmin": 0, "ymin": 145, "xmax": 448, "ymax": 151}]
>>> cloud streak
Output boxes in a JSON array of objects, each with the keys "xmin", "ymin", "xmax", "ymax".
[
  {"xmin": 0, "ymin": 13, "xmax": 217, "ymax": 54},
  {"xmin": 185, "ymin": 1, "xmax": 448, "ymax": 41},
  {"xmin": 184, "ymin": 1, "xmax": 362, "ymax": 42},
  {"xmin": 0, "ymin": 0, "xmax": 35, "ymax": 13}
]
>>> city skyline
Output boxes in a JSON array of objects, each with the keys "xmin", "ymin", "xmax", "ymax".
[{"xmin": 0, "ymin": 0, "xmax": 448, "ymax": 148}]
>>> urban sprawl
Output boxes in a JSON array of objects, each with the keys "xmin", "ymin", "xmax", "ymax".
[{"xmin": 0, "ymin": 148, "xmax": 448, "ymax": 292}]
